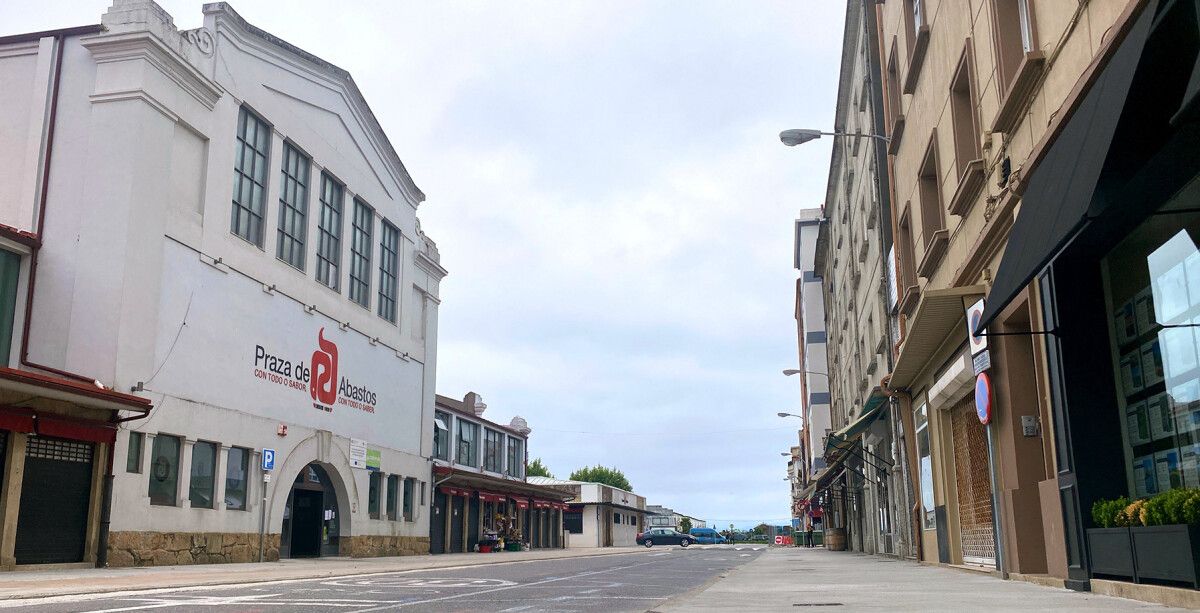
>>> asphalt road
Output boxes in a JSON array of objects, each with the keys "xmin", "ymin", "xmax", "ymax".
[{"xmin": 11, "ymin": 545, "xmax": 767, "ymax": 613}]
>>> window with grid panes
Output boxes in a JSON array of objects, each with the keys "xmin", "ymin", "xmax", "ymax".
[
  {"xmin": 276, "ymin": 143, "xmax": 310, "ymax": 270},
  {"xmin": 378, "ymin": 221, "xmax": 399, "ymax": 322},
  {"xmin": 316, "ymin": 174, "xmax": 344, "ymax": 291},
  {"xmin": 349, "ymin": 199, "xmax": 373, "ymax": 307},
  {"xmin": 231, "ymin": 107, "xmax": 270, "ymax": 246}
]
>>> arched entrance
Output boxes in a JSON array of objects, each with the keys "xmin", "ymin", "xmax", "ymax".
[{"xmin": 280, "ymin": 463, "xmax": 342, "ymax": 558}]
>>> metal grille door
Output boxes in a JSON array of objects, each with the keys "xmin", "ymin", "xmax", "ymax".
[
  {"xmin": 15, "ymin": 436, "xmax": 95, "ymax": 565},
  {"xmin": 951, "ymin": 399, "xmax": 995, "ymax": 566}
]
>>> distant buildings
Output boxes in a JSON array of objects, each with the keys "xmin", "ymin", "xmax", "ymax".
[{"xmin": 644, "ymin": 505, "xmax": 705, "ymax": 531}]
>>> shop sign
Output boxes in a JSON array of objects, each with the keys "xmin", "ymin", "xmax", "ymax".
[
  {"xmin": 350, "ymin": 438, "xmax": 367, "ymax": 469},
  {"xmin": 366, "ymin": 448, "xmax": 381, "ymax": 471},
  {"xmin": 153, "ymin": 242, "xmax": 424, "ymax": 448},
  {"xmin": 975, "ymin": 373, "xmax": 993, "ymax": 425}
]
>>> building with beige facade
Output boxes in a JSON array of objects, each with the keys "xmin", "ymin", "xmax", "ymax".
[{"xmin": 873, "ymin": 0, "xmax": 1157, "ymax": 586}]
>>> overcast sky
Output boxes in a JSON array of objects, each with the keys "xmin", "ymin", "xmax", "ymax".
[{"xmin": 2, "ymin": 1, "xmax": 845, "ymax": 529}]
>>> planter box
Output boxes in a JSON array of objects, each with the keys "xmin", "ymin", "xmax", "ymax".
[
  {"xmin": 504, "ymin": 542, "xmax": 521, "ymax": 552},
  {"xmin": 1087, "ymin": 527, "xmax": 1135, "ymax": 580},
  {"xmin": 1132, "ymin": 524, "xmax": 1200, "ymax": 588}
]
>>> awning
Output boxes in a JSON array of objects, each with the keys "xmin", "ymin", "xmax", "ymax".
[
  {"xmin": 477, "ymin": 491, "xmax": 506, "ymax": 503},
  {"xmin": 890, "ymin": 286, "xmax": 985, "ymax": 389},
  {"xmin": 976, "ymin": 1, "xmax": 1157, "ymax": 333},
  {"xmin": 36, "ymin": 415, "xmax": 115, "ymax": 444},
  {"xmin": 439, "ymin": 486, "xmax": 471, "ymax": 497},
  {"xmin": 513, "ymin": 497, "xmax": 530, "ymax": 509},
  {"xmin": 824, "ymin": 387, "xmax": 888, "ymax": 457},
  {"xmin": 0, "ymin": 367, "xmax": 152, "ymax": 413},
  {"xmin": 796, "ymin": 481, "xmax": 818, "ymax": 503},
  {"xmin": 0, "ymin": 406, "xmax": 35, "ymax": 433}
]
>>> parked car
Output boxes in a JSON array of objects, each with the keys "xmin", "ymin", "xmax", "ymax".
[
  {"xmin": 636, "ymin": 527, "xmax": 694, "ymax": 547},
  {"xmin": 688, "ymin": 527, "xmax": 727, "ymax": 544}
]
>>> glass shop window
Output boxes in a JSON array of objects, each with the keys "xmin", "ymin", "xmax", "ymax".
[{"xmin": 1103, "ymin": 175, "xmax": 1200, "ymax": 497}]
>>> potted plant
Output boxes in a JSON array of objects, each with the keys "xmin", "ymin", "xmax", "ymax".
[
  {"xmin": 1088, "ymin": 496, "xmax": 1135, "ymax": 581},
  {"xmin": 1132, "ymin": 488, "xmax": 1200, "ymax": 588}
]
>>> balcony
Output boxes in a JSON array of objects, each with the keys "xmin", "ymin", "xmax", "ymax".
[
  {"xmin": 992, "ymin": 51, "xmax": 1047, "ymax": 134},
  {"xmin": 948, "ymin": 159, "xmax": 986, "ymax": 217},
  {"xmin": 916, "ymin": 229, "xmax": 949, "ymax": 279}
]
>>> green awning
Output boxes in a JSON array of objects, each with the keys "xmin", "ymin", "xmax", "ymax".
[{"xmin": 824, "ymin": 386, "xmax": 888, "ymax": 457}]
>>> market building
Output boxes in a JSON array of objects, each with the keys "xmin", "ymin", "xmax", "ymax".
[
  {"xmin": 530, "ymin": 477, "xmax": 646, "ymax": 548},
  {"xmin": 1, "ymin": 0, "xmax": 445, "ymax": 566},
  {"xmin": 429, "ymin": 394, "xmax": 571, "ymax": 553}
]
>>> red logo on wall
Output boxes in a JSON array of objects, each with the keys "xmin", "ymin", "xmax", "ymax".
[{"xmin": 310, "ymin": 328, "xmax": 339, "ymax": 406}]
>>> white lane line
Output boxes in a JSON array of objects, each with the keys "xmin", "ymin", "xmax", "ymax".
[
  {"xmin": 498, "ymin": 606, "xmax": 536, "ymax": 612},
  {"xmin": 354, "ymin": 558, "xmax": 669, "ymax": 611},
  {"xmin": 80, "ymin": 593, "xmax": 287, "ymax": 613}
]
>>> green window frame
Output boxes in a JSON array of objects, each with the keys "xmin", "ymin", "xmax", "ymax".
[
  {"xmin": 368, "ymin": 471, "xmax": 382, "ymax": 519},
  {"xmin": 125, "ymin": 431, "xmax": 143, "ymax": 473},
  {"xmin": 189, "ymin": 441, "xmax": 217, "ymax": 509},
  {"xmin": 316, "ymin": 173, "xmax": 344, "ymax": 291},
  {"xmin": 148, "ymin": 434, "xmax": 181, "ymax": 506},
  {"xmin": 224, "ymin": 447, "xmax": 249, "ymax": 510}
]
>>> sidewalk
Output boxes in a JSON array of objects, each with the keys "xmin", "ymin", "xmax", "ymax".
[
  {"xmin": 0, "ymin": 547, "xmax": 646, "ymax": 601},
  {"xmin": 658, "ymin": 547, "xmax": 1194, "ymax": 612}
]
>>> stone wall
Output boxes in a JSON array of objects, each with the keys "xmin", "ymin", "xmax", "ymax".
[
  {"xmin": 345, "ymin": 535, "xmax": 429, "ymax": 558},
  {"xmin": 107, "ymin": 532, "xmax": 281, "ymax": 567}
]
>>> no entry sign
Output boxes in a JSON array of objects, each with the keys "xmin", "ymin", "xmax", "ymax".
[{"xmin": 975, "ymin": 373, "xmax": 993, "ymax": 425}]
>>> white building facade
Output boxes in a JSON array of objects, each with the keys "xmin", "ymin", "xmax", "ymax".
[
  {"xmin": 529, "ymin": 478, "xmax": 646, "ymax": 548},
  {"xmin": 0, "ymin": 0, "xmax": 444, "ymax": 566},
  {"xmin": 791, "ymin": 208, "xmax": 832, "ymax": 531}
]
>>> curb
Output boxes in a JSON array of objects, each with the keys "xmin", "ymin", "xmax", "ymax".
[{"xmin": 0, "ymin": 548, "xmax": 655, "ymax": 601}]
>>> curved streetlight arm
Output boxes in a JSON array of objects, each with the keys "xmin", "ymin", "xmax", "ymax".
[{"xmin": 779, "ymin": 128, "xmax": 890, "ymax": 147}]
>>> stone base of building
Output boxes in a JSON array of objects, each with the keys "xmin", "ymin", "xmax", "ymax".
[
  {"xmin": 106, "ymin": 532, "xmax": 281, "ymax": 567},
  {"xmin": 345, "ymin": 535, "xmax": 429, "ymax": 557}
]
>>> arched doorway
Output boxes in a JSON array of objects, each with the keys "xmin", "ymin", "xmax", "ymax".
[{"xmin": 280, "ymin": 463, "xmax": 342, "ymax": 558}]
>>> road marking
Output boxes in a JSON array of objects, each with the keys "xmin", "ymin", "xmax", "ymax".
[
  {"xmin": 498, "ymin": 606, "xmax": 536, "ymax": 612},
  {"xmin": 80, "ymin": 593, "xmax": 286, "ymax": 613},
  {"xmin": 740, "ymin": 554, "xmax": 751, "ymax": 557},
  {"xmin": 353, "ymin": 558, "xmax": 670, "ymax": 611}
]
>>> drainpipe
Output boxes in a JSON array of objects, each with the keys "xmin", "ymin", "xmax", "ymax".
[{"xmin": 98, "ymin": 410, "xmax": 152, "ymax": 567}]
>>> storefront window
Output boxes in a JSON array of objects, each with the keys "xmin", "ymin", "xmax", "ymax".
[
  {"xmin": 387, "ymin": 474, "xmax": 399, "ymax": 520},
  {"xmin": 189, "ymin": 441, "xmax": 217, "ymax": 509},
  {"xmin": 403, "ymin": 477, "xmax": 415, "ymax": 520},
  {"xmin": 0, "ymin": 249, "xmax": 20, "ymax": 366},
  {"xmin": 368, "ymin": 471, "xmax": 381, "ymax": 518},
  {"xmin": 126, "ymin": 431, "xmax": 143, "ymax": 473},
  {"xmin": 148, "ymin": 434, "xmax": 181, "ymax": 506},
  {"xmin": 915, "ymin": 403, "xmax": 935, "ymax": 529},
  {"xmin": 1104, "ymin": 180, "xmax": 1200, "ymax": 497},
  {"xmin": 225, "ymin": 447, "xmax": 248, "ymax": 510}
]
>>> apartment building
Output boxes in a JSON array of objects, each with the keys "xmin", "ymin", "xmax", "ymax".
[
  {"xmin": 875, "ymin": 0, "xmax": 1162, "ymax": 585},
  {"xmin": 0, "ymin": 0, "xmax": 445, "ymax": 566},
  {"xmin": 810, "ymin": 0, "xmax": 914, "ymax": 560},
  {"xmin": 790, "ymin": 209, "xmax": 833, "ymax": 537}
]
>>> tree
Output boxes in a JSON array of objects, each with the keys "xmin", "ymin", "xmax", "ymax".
[
  {"xmin": 527, "ymin": 457, "xmax": 554, "ymax": 478},
  {"xmin": 679, "ymin": 517, "xmax": 692, "ymax": 533},
  {"xmin": 568, "ymin": 465, "xmax": 632, "ymax": 491},
  {"xmin": 753, "ymin": 523, "xmax": 769, "ymax": 536}
]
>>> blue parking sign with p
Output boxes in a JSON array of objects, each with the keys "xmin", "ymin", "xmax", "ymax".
[{"xmin": 262, "ymin": 449, "xmax": 275, "ymax": 471}]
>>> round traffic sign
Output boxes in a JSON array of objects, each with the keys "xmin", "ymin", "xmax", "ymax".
[{"xmin": 975, "ymin": 373, "xmax": 992, "ymax": 425}]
